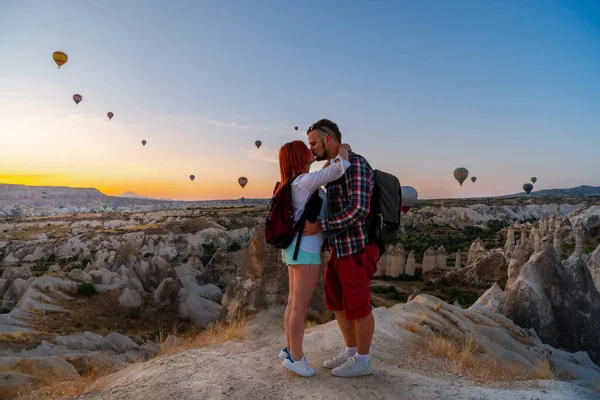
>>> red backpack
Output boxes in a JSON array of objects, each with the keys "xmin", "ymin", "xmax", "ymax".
[{"xmin": 265, "ymin": 177, "xmax": 312, "ymax": 261}]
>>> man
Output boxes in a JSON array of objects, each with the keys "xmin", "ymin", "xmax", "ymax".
[{"xmin": 304, "ymin": 119, "xmax": 379, "ymax": 377}]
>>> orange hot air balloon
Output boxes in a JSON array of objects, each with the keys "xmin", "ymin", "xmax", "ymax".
[
  {"xmin": 73, "ymin": 94, "xmax": 82, "ymax": 105},
  {"xmin": 255, "ymin": 140, "xmax": 262, "ymax": 149},
  {"xmin": 52, "ymin": 51, "xmax": 68, "ymax": 68},
  {"xmin": 107, "ymin": 112, "xmax": 114, "ymax": 120},
  {"xmin": 238, "ymin": 177, "xmax": 248, "ymax": 188}
]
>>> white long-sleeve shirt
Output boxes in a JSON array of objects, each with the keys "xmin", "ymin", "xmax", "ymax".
[{"xmin": 288, "ymin": 154, "xmax": 351, "ymax": 253}]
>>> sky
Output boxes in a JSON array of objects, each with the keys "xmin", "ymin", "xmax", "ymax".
[{"xmin": 1, "ymin": 0, "xmax": 599, "ymax": 201}]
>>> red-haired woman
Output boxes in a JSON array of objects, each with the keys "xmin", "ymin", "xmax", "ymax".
[{"xmin": 276, "ymin": 140, "xmax": 350, "ymax": 377}]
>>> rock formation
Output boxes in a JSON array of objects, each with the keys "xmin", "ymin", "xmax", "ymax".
[
  {"xmin": 587, "ymin": 245, "xmax": 600, "ymax": 293},
  {"xmin": 505, "ymin": 227, "xmax": 515, "ymax": 251},
  {"xmin": 375, "ymin": 243, "xmax": 405, "ymax": 277},
  {"xmin": 421, "ymin": 247, "xmax": 437, "ymax": 273},
  {"xmin": 500, "ymin": 243, "xmax": 600, "ymax": 365},
  {"xmin": 435, "ymin": 246, "xmax": 447, "ymax": 270},
  {"xmin": 455, "ymin": 250, "xmax": 461, "ymax": 269},
  {"xmin": 553, "ymin": 234, "xmax": 562, "ymax": 260},
  {"xmin": 405, "ymin": 251, "xmax": 416, "ymax": 276}
]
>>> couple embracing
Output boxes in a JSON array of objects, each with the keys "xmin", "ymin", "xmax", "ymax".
[{"xmin": 270, "ymin": 119, "xmax": 380, "ymax": 378}]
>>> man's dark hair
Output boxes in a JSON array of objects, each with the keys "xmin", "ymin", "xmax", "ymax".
[{"xmin": 307, "ymin": 119, "xmax": 342, "ymax": 143}]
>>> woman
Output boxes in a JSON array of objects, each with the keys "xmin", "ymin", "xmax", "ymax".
[{"xmin": 276, "ymin": 140, "xmax": 350, "ymax": 377}]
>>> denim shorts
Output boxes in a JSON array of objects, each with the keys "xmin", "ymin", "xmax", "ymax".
[{"xmin": 281, "ymin": 246, "xmax": 322, "ymax": 265}]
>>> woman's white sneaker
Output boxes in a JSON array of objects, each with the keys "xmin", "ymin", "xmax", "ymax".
[
  {"xmin": 278, "ymin": 347, "xmax": 290, "ymax": 361},
  {"xmin": 282, "ymin": 355, "xmax": 315, "ymax": 377}
]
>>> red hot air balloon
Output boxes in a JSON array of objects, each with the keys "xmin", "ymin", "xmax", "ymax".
[
  {"xmin": 238, "ymin": 177, "xmax": 248, "ymax": 188},
  {"xmin": 400, "ymin": 186, "xmax": 418, "ymax": 214},
  {"xmin": 107, "ymin": 112, "xmax": 114, "ymax": 120},
  {"xmin": 73, "ymin": 94, "xmax": 82, "ymax": 105},
  {"xmin": 255, "ymin": 140, "xmax": 262, "ymax": 149}
]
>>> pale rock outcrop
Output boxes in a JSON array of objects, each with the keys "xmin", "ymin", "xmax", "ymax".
[
  {"xmin": 1, "ymin": 266, "xmax": 32, "ymax": 281},
  {"xmin": 153, "ymin": 278, "xmax": 181, "ymax": 310},
  {"xmin": 500, "ymin": 243, "xmax": 600, "ymax": 365},
  {"xmin": 176, "ymin": 288, "xmax": 221, "ymax": 329},
  {"xmin": 21, "ymin": 246, "xmax": 46, "ymax": 262},
  {"xmin": 469, "ymin": 282, "xmax": 505, "ymax": 313},
  {"xmin": 435, "ymin": 246, "xmax": 447, "ymax": 270},
  {"xmin": 533, "ymin": 229, "xmax": 542, "ymax": 252},
  {"xmin": 405, "ymin": 251, "xmax": 416, "ymax": 276},
  {"xmin": 376, "ymin": 243, "xmax": 405, "ymax": 277},
  {"xmin": 461, "ymin": 249, "xmax": 508, "ymax": 285},
  {"xmin": 505, "ymin": 227, "xmax": 515, "ymax": 251},
  {"xmin": 196, "ymin": 247, "xmax": 246, "ymax": 289},
  {"xmin": 133, "ymin": 256, "xmax": 178, "ymax": 292},
  {"xmin": 553, "ymin": 234, "xmax": 562, "ymax": 260},
  {"xmin": 421, "ymin": 247, "xmax": 437, "ymax": 273},
  {"xmin": 174, "ymin": 264, "xmax": 222, "ymax": 303},
  {"xmin": 466, "ymin": 238, "xmax": 487, "ymax": 266},
  {"xmin": 119, "ymin": 288, "xmax": 143, "ymax": 317},
  {"xmin": 455, "ymin": 250, "xmax": 461, "ymax": 269},
  {"xmin": 68, "ymin": 268, "xmax": 92, "ymax": 283}
]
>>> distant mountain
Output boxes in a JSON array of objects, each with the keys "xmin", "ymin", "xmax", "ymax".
[
  {"xmin": 518, "ymin": 185, "xmax": 600, "ymax": 197},
  {"xmin": 116, "ymin": 191, "xmax": 173, "ymax": 201}
]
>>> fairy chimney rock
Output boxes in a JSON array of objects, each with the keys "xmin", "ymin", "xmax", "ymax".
[
  {"xmin": 505, "ymin": 227, "xmax": 515, "ymax": 250},
  {"xmin": 422, "ymin": 247, "xmax": 437, "ymax": 273},
  {"xmin": 405, "ymin": 251, "xmax": 416, "ymax": 276},
  {"xmin": 435, "ymin": 246, "xmax": 447, "ymax": 270},
  {"xmin": 554, "ymin": 234, "xmax": 562, "ymax": 260},
  {"xmin": 455, "ymin": 250, "xmax": 462, "ymax": 269}
]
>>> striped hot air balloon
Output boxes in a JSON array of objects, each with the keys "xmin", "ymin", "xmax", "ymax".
[
  {"xmin": 453, "ymin": 168, "xmax": 469, "ymax": 186},
  {"xmin": 523, "ymin": 183, "xmax": 533, "ymax": 194},
  {"xmin": 238, "ymin": 177, "xmax": 248, "ymax": 188},
  {"xmin": 73, "ymin": 94, "xmax": 82, "ymax": 105},
  {"xmin": 52, "ymin": 51, "xmax": 68, "ymax": 68}
]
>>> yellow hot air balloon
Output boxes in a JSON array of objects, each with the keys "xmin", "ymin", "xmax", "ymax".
[
  {"xmin": 453, "ymin": 167, "xmax": 469, "ymax": 186},
  {"xmin": 52, "ymin": 51, "xmax": 68, "ymax": 68}
]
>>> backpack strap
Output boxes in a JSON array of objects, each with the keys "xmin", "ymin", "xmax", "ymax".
[{"xmin": 292, "ymin": 188, "xmax": 320, "ymax": 261}]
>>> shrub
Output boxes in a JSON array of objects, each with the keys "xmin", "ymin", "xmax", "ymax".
[{"xmin": 77, "ymin": 282, "xmax": 97, "ymax": 297}]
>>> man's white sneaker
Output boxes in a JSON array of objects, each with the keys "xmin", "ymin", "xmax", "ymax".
[
  {"xmin": 330, "ymin": 356, "xmax": 373, "ymax": 377},
  {"xmin": 323, "ymin": 349, "xmax": 353, "ymax": 369},
  {"xmin": 282, "ymin": 355, "xmax": 315, "ymax": 377},
  {"xmin": 278, "ymin": 347, "xmax": 290, "ymax": 361}
]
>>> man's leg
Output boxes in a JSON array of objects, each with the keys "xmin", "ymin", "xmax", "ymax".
[
  {"xmin": 355, "ymin": 312, "xmax": 374, "ymax": 355},
  {"xmin": 330, "ymin": 242, "xmax": 380, "ymax": 377},
  {"xmin": 323, "ymin": 251, "xmax": 357, "ymax": 369}
]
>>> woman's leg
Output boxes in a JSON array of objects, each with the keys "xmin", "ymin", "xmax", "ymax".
[
  {"xmin": 288, "ymin": 264, "xmax": 320, "ymax": 361},
  {"xmin": 284, "ymin": 266, "xmax": 294, "ymax": 350}
]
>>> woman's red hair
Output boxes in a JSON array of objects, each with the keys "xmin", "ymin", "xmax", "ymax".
[{"xmin": 278, "ymin": 140, "xmax": 311, "ymax": 187}]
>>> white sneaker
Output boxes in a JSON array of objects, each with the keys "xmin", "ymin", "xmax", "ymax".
[
  {"xmin": 331, "ymin": 356, "xmax": 373, "ymax": 377},
  {"xmin": 278, "ymin": 347, "xmax": 290, "ymax": 361},
  {"xmin": 282, "ymin": 355, "xmax": 315, "ymax": 377},
  {"xmin": 323, "ymin": 349, "xmax": 353, "ymax": 369}
]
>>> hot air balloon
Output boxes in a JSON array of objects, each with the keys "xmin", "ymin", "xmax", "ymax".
[
  {"xmin": 531, "ymin": 177, "xmax": 537, "ymax": 184},
  {"xmin": 52, "ymin": 51, "xmax": 68, "ymax": 68},
  {"xmin": 294, "ymin": 126, "xmax": 298, "ymax": 131},
  {"xmin": 400, "ymin": 186, "xmax": 418, "ymax": 214},
  {"xmin": 189, "ymin": 175, "xmax": 195, "ymax": 182},
  {"xmin": 255, "ymin": 140, "xmax": 262, "ymax": 149},
  {"xmin": 471, "ymin": 176, "xmax": 477, "ymax": 183},
  {"xmin": 141, "ymin": 140, "xmax": 147, "ymax": 146},
  {"xmin": 73, "ymin": 94, "xmax": 82, "ymax": 105},
  {"xmin": 107, "ymin": 112, "xmax": 114, "ymax": 120},
  {"xmin": 453, "ymin": 167, "xmax": 469, "ymax": 186},
  {"xmin": 523, "ymin": 183, "xmax": 533, "ymax": 194},
  {"xmin": 238, "ymin": 177, "xmax": 248, "ymax": 188}
]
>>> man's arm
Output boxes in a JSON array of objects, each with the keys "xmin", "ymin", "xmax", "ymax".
[{"xmin": 319, "ymin": 156, "xmax": 373, "ymax": 232}]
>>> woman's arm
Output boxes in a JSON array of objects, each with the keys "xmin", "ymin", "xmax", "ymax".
[{"xmin": 297, "ymin": 154, "xmax": 350, "ymax": 193}]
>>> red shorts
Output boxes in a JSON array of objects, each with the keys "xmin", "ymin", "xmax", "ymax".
[{"xmin": 324, "ymin": 242, "xmax": 380, "ymax": 320}]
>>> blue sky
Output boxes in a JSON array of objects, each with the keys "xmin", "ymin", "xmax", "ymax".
[{"xmin": 0, "ymin": 0, "xmax": 599, "ymax": 200}]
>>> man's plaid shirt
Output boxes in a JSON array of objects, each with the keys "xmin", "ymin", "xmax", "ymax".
[{"xmin": 319, "ymin": 153, "xmax": 374, "ymax": 258}]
